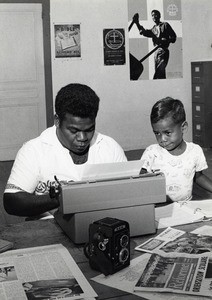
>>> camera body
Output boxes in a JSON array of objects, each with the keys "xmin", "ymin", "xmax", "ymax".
[{"xmin": 86, "ymin": 217, "xmax": 130, "ymax": 275}]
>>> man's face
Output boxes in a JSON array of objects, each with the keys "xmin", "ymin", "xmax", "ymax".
[
  {"xmin": 55, "ymin": 113, "xmax": 96, "ymax": 154},
  {"xmin": 151, "ymin": 11, "xmax": 160, "ymax": 24}
]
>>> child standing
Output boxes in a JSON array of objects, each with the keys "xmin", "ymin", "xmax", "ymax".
[{"xmin": 141, "ymin": 97, "xmax": 212, "ymax": 202}]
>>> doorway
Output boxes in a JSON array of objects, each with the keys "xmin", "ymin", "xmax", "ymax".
[{"xmin": 0, "ymin": 0, "xmax": 53, "ymax": 160}]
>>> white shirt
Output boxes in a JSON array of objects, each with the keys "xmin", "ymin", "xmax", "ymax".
[
  {"xmin": 5, "ymin": 126, "xmax": 127, "ymax": 195},
  {"xmin": 141, "ymin": 142, "xmax": 208, "ymax": 202}
]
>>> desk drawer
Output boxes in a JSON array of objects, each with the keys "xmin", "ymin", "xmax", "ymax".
[
  {"xmin": 191, "ymin": 63, "xmax": 203, "ymax": 83},
  {"xmin": 192, "ymin": 121, "xmax": 205, "ymax": 147},
  {"xmin": 193, "ymin": 134, "xmax": 204, "ymax": 147},
  {"xmin": 192, "ymin": 83, "xmax": 205, "ymax": 102},
  {"xmin": 192, "ymin": 103, "xmax": 205, "ymax": 120},
  {"xmin": 193, "ymin": 121, "xmax": 205, "ymax": 133}
]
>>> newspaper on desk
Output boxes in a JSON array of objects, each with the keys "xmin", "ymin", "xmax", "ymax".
[
  {"xmin": 135, "ymin": 227, "xmax": 212, "ymax": 255},
  {"xmin": 134, "ymin": 251, "xmax": 212, "ymax": 298},
  {"xmin": 0, "ymin": 244, "xmax": 97, "ymax": 300}
]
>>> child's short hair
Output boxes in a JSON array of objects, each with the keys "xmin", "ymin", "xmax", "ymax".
[{"xmin": 150, "ymin": 97, "xmax": 186, "ymax": 125}]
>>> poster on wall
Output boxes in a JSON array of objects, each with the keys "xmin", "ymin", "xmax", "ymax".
[
  {"xmin": 128, "ymin": 0, "xmax": 182, "ymax": 80},
  {"xmin": 54, "ymin": 24, "xmax": 81, "ymax": 58},
  {"xmin": 103, "ymin": 28, "xmax": 126, "ymax": 65}
]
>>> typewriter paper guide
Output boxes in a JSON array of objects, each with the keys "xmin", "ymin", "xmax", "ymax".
[{"xmin": 80, "ymin": 159, "xmax": 145, "ymax": 181}]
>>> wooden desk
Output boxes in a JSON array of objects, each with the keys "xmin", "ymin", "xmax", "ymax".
[{"xmin": 0, "ymin": 219, "xmax": 211, "ymax": 300}]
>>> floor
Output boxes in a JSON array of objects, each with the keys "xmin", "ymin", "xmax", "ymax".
[{"xmin": 0, "ymin": 148, "xmax": 212, "ymax": 226}]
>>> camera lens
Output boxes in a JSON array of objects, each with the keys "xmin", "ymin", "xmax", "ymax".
[
  {"xmin": 120, "ymin": 234, "xmax": 129, "ymax": 247},
  {"xmin": 119, "ymin": 248, "xmax": 129, "ymax": 263},
  {"xmin": 98, "ymin": 241, "xmax": 106, "ymax": 251}
]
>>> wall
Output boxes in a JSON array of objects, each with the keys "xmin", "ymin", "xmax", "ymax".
[{"xmin": 50, "ymin": 0, "xmax": 212, "ymax": 151}]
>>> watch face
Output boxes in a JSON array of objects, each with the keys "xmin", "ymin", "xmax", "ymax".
[{"xmin": 105, "ymin": 29, "xmax": 124, "ymax": 50}]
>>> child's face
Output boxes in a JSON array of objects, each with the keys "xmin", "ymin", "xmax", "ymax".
[{"xmin": 152, "ymin": 116, "xmax": 186, "ymax": 152}]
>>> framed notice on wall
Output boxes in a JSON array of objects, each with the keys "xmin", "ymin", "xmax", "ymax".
[
  {"xmin": 54, "ymin": 23, "xmax": 81, "ymax": 58},
  {"xmin": 103, "ymin": 28, "xmax": 126, "ymax": 65}
]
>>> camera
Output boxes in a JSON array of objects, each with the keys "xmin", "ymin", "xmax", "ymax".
[{"xmin": 84, "ymin": 217, "xmax": 130, "ymax": 276}]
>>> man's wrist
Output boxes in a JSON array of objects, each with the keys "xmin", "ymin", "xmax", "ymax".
[
  {"xmin": 49, "ymin": 193, "xmax": 60, "ymax": 208},
  {"xmin": 136, "ymin": 24, "xmax": 144, "ymax": 33}
]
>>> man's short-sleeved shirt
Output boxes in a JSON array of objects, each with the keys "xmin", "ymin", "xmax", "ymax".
[
  {"xmin": 141, "ymin": 142, "xmax": 208, "ymax": 202},
  {"xmin": 5, "ymin": 126, "xmax": 127, "ymax": 195}
]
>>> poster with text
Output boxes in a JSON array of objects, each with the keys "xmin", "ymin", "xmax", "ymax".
[
  {"xmin": 54, "ymin": 24, "xmax": 81, "ymax": 58},
  {"xmin": 103, "ymin": 28, "xmax": 126, "ymax": 65},
  {"xmin": 128, "ymin": 0, "xmax": 182, "ymax": 80}
]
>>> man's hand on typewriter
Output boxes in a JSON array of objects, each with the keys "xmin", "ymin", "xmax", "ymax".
[{"xmin": 49, "ymin": 176, "xmax": 61, "ymax": 200}]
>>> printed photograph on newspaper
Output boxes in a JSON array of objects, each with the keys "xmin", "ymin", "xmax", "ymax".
[
  {"xmin": 134, "ymin": 252, "xmax": 212, "ymax": 297},
  {"xmin": 0, "ymin": 244, "xmax": 97, "ymax": 300},
  {"xmin": 135, "ymin": 227, "xmax": 185, "ymax": 253},
  {"xmin": 135, "ymin": 227, "xmax": 212, "ymax": 255}
]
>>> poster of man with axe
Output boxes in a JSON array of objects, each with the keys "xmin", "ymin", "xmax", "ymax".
[{"xmin": 128, "ymin": 0, "xmax": 182, "ymax": 81}]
